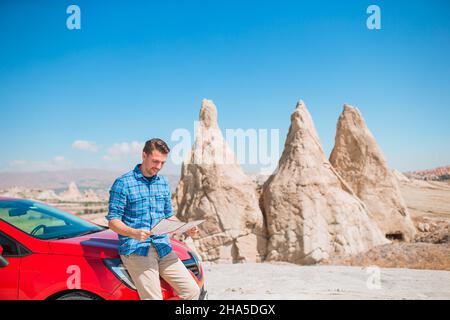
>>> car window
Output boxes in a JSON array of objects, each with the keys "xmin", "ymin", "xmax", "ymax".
[
  {"xmin": 0, "ymin": 200, "xmax": 104, "ymax": 240},
  {"xmin": 0, "ymin": 233, "xmax": 19, "ymax": 257},
  {"xmin": 0, "ymin": 208, "xmax": 66, "ymax": 236}
]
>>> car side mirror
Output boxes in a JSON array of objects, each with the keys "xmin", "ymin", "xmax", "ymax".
[{"xmin": 0, "ymin": 245, "xmax": 8, "ymax": 268}]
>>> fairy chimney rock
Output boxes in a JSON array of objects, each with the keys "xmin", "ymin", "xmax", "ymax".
[
  {"xmin": 174, "ymin": 99, "xmax": 267, "ymax": 263},
  {"xmin": 262, "ymin": 101, "xmax": 388, "ymax": 264},
  {"xmin": 60, "ymin": 181, "xmax": 82, "ymax": 201},
  {"xmin": 329, "ymin": 104, "xmax": 416, "ymax": 241}
]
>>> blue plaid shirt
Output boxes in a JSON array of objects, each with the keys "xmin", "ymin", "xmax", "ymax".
[{"xmin": 107, "ymin": 164, "xmax": 173, "ymax": 258}]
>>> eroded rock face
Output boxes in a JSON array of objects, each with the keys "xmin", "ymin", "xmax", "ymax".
[
  {"xmin": 174, "ymin": 99, "xmax": 267, "ymax": 263},
  {"xmin": 330, "ymin": 105, "xmax": 416, "ymax": 241},
  {"xmin": 262, "ymin": 101, "xmax": 388, "ymax": 264}
]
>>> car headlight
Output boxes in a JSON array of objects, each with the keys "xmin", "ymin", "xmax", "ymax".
[
  {"xmin": 182, "ymin": 251, "xmax": 202, "ymax": 280},
  {"xmin": 103, "ymin": 258, "xmax": 136, "ymax": 290}
]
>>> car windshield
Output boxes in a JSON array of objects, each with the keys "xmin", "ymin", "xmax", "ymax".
[{"xmin": 0, "ymin": 199, "xmax": 105, "ymax": 240}]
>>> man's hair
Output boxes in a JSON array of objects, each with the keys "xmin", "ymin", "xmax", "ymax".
[{"xmin": 143, "ymin": 138, "xmax": 170, "ymax": 155}]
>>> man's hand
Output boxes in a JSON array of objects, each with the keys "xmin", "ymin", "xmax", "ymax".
[
  {"xmin": 167, "ymin": 215, "xmax": 200, "ymax": 238},
  {"xmin": 132, "ymin": 229, "xmax": 151, "ymax": 242},
  {"xmin": 108, "ymin": 220, "xmax": 151, "ymax": 241}
]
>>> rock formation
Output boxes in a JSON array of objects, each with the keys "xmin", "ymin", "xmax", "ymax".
[
  {"xmin": 36, "ymin": 189, "xmax": 61, "ymax": 201},
  {"xmin": 174, "ymin": 99, "xmax": 267, "ymax": 263},
  {"xmin": 262, "ymin": 101, "xmax": 388, "ymax": 264},
  {"xmin": 1, "ymin": 186, "xmax": 27, "ymax": 198},
  {"xmin": 59, "ymin": 182, "xmax": 82, "ymax": 201},
  {"xmin": 83, "ymin": 189, "xmax": 100, "ymax": 202},
  {"xmin": 330, "ymin": 105, "xmax": 416, "ymax": 241}
]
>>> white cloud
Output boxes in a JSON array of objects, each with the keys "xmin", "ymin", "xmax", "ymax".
[
  {"xmin": 102, "ymin": 141, "xmax": 144, "ymax": 161},
  {"xmin": 72, "ymin": 140, "xmax": 99, "ymax": 152},
  {"xmin": 8, "ymin": 156, "xmax": 73, "ymax": 172}
]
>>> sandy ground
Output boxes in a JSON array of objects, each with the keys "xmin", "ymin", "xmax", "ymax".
[
  {"xmin": 400, "ymin": 180, "xmax": 450, "ymax": 220},
  {"xmin": 202, "ymin": 262, "xmax": 450, "ymax": 300}
]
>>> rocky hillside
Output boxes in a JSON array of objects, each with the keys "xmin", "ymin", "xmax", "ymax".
[{"xmin": 406, "ymin": 165, "xmax": 450, "ymax": 181}]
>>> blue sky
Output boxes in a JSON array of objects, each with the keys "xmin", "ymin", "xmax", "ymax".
[{"xmin": 1, "ymin": 0, "xmax": 449, "ymax": 174}]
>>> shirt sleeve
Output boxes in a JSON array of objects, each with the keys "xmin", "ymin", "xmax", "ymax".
[{"xmin": 107, "ymin": 179, "xmax": 128, "ymax": 221}]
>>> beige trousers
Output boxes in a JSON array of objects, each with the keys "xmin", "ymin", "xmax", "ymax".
[{"xmin": 120, "ymin": 247, "xmax": 200, "ymax": 300}]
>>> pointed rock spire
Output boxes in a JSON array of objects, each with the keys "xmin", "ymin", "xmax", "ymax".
[
  {"xmin": 262, "ymin": 100, "xmax": 388, "ymax": 264},
  {"xmin": 174, "ymin": 99, "xmax": 267, "ymax": 263},
  {"xmin": 330, "ymin": 104, "xmax": 416, "ymax": 241},
  {"xmin": 60, "ymin": 181, "xmax": 82, "ymax": 201}
]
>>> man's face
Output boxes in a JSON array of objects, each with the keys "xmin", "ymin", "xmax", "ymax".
[{"xmin": 142, "ymin": 150, "xmax": 168, "ymax": 176}]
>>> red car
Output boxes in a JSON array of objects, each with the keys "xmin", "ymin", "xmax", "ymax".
[{"xmin": 0, "ymin": 197, "xmax": 207, "ymax": 300}]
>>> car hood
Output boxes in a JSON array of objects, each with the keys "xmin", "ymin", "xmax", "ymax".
[
  {"xmin": 48, "ymin": 229, "xmax": 193, "ymax": 260},
  {"xmin": 48, "ymin": 229, "xmax": 120, "ymax": 258}
]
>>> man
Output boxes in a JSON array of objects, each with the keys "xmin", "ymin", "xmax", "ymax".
[{"xmin": 107, "ymin": 138, "xmax": 200, "ymax": 300}]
